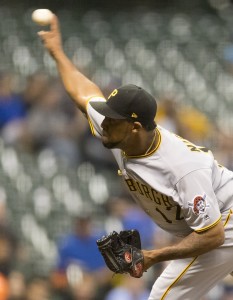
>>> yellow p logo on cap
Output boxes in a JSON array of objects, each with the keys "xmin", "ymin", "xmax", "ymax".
[{"xmin": 108, "ymin": 89, "xmax": 118, "ymax": 100}]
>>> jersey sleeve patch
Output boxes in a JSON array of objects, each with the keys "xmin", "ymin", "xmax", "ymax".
[
  {"xmin": 176, "ymin": 169, "xmax": 222, "ymax": 232},
  {"xmin": 188, "ymin": 194, "xmax": 210, "ymax": 218}
]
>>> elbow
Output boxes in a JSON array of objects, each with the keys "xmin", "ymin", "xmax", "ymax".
[
  {"xmin": 218, "ymin": 222, "xmax": 226, "ymax": 247},
  {"xmin": 216, "ymin": 231, "xmax": 225, "ymax": 247},
  {"xmin": 206, "ymin": 222, "xmax": 225, "ymax": 249},
  {"xmin": 206, "ymin": 233, "xmax": 224, "ymax": 252},
  {"xmin": 212, "ymin": 227, "xmax": 225, "ymax": 248}
]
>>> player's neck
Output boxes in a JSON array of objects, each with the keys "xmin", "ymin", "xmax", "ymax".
[{"xmin": 123, "ymin": 129, "xmax": 157, "ymax": 157}]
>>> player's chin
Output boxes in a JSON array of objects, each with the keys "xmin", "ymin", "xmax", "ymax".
[
  {"xmin": 102, "ymin": 141, "xmax": 115, "ymax": 149},
  {"xmin": 102, "ymin": 138, "xmax": 118, "ymax": 149}
]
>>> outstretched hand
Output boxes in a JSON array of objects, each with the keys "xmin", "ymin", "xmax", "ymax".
[{"xmin": 38, "ymin": 14, "xmax": 63, "ymax": 58}]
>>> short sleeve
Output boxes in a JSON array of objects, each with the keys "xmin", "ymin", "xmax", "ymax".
[
  {"xmin": 176, "ymin": 168, "xmax": 221, "ymax": 232},
  {"xmin": 86, "ymin": 97, "xmax": 106, "ymax": 137}
]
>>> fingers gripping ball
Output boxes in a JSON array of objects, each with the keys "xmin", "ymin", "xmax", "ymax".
[
  {"xmin": 97, "ymin": 230, "xmax": 144, "ymax": 278},
  {"xmin": 32, "ymin": 9, "xmax": 53, "ymax": 26}
]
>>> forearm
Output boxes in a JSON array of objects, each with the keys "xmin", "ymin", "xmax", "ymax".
[
  {"xmin": 38, "ymin": 15, "xmax": 104, "ymax": 114},
  {"xmin": 146, "ymin": 232, "xmax": 217, "ymax": 263},
  {"xmin": 143, "ymin": 222, "xmax": 225, "ymax": 270},
  {"xmin": 53, "ymin": 50, "xmax": 104, "ymax": 113}
]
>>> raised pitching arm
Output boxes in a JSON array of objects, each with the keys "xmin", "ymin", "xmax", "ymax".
[{"xmin": 38, "ymin": 14, "xmax": 104, "ymax": 115}]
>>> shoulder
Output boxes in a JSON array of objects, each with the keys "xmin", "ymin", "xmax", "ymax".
[{"xmin": 157, "ymin": 126, "xmax": 214, "ymax": 180}]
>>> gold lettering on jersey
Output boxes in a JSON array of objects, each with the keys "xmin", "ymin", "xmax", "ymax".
[
  {"xmin": 175, "ymin": 135, "xmax": 211, "ymax": 154},
  {"xmin": 108, "ymin": 89, "xmax": 118, "ymax": 99},
  {"xmin": 125, "ymin": 179, "xmax": 137, "ymax": 191},
  {"xmin": 141, "ymin": 184, "xmax": 152, "ymax": 200},
  {"xmin": 125, "ymin": 179, "xmax": 173, "ymax": 207},
  {"xmin": 136, "ymin": 181, "xmax": 144, "ymax": 195},
  {"xmin": 161, "ymin": 194, "xmax": 172, "ymax": 207},
  {"xmin": 175, "ymin": 134, "xmax": 226, "ymax": 169},
  {"xmin": 151, "ymin": 189, "xmax": 162, "ymax": 205}
]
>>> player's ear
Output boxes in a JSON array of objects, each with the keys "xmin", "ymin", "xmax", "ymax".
[{"xmin": 132, "ymin": 121, "xmax": 143, "ymax": 132}]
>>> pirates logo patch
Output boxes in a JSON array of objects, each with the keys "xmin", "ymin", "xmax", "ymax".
[{"xmin": 188, "ymin": 194, "xmax": 209, "ymax": 215}]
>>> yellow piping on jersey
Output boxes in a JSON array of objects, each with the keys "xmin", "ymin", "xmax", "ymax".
[
  {"xmin": 161, "ymin": 256, "xmax": 198, "ymax": 300},
  {"xmin": 87, "ymin": 116, "xmax": 96, "ymax": 136},
  {"xmin": 194, "ymin": 215, "xmax": 221, "ymax": 233},
  {"xmin": 223, "ymin": 209, "xmax": 232, "ymax": 227},
  {"xmin": 161, "ymin": 210, "xmax": 232, "ymax": 299},
  {"xmin": 195, "ymin": 209, "xmax": 232, "ymax": 233},
  {"xmin": 86, "ymin": 96, "xmax": 106, "ymax": 137},
  {"xmin": 124, "ymin": 127, "xmax": 161, "ymax": 159}
]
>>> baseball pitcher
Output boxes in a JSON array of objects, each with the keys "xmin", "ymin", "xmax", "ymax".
[{"xmin": 38, "ymin": 14, "xmax": 233, "ymax": 300}]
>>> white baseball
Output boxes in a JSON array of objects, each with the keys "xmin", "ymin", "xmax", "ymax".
[{"xmin": 32, "ymin": 9, "xmax": 53, "ymax": 26}]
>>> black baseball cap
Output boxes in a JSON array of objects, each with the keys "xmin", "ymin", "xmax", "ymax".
[{"xmin": 90, "ymin": 84, "xmax": 157, "ymax": 130}]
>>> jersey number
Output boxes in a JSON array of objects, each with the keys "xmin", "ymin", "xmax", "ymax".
[{"xmin": 156, "ymin": 205, "xmax": 184, "ymax": 223}]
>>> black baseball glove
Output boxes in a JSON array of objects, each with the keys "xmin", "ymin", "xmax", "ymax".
[{"xmin": 96, "ymin": 229, "xmax": 144, "ymax": 278}]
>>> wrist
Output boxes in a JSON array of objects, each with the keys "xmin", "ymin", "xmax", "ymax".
[
  {"xmin": 52, "ymin": 47, "xmax": 65, "ymax": 61},
  {"xmin": 142, "ymin": 249, "xmax": 160, "ymax": 270}
]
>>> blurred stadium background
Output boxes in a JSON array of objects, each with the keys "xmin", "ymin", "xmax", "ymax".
[{"xmin": 0, "ymin": 0, "xmax": 232, "ymax": 299}]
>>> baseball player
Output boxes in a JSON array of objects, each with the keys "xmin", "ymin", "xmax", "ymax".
[{"xmin": 38, "ymin": 14, "xmax": 233, "ymax": 300}]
